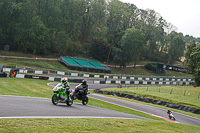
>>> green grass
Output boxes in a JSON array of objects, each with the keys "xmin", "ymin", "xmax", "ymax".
[
  {"xmin": 1, "ymin": 118, "xmax": 200, "ymax": 133},
  {"xmin": 0, "ymin": 78, "xmax": 52, "ymax": 98},
  {"xmin": 102, "ymin": 86, "xmax": 200, "ymax": 109},
  {"xmin": 0, "ymin": 58, "xmax": 70, "ymax": 71},
  {"xmin": 0, "ymin": 51, "xmax": 37, "ymax": 57},
  {"xmin": 0, "ymin": 50, "xmax": 56, "ymax": 58},
  {"xmin": 111, "ymin": 66, "xmax": 192, "ymax": 77}
]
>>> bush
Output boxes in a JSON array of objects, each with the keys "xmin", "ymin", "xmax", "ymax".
[{"xmin": 145, "ymin": 63, "xmax": 158, "ymax": 73}]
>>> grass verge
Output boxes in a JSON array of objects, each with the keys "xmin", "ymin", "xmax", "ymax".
[{"xmin": 0, "ymin": 118, "xmax": 200, "ymax": 133}]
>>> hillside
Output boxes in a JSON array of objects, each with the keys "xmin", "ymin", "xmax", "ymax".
[{"xmin": 0, "ymin": 51, "xmax": 192, "ymax": 77}]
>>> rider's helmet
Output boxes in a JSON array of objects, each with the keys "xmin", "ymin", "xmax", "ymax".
[
  {"xmin": 62, "ymin": 78, "xmax": 68, "ymax": 84},
  {"xmin": 82, "ymin": 80, "xmax": 87, "ymax": 85}
]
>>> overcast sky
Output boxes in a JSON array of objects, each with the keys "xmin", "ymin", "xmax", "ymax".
[{"xmin": 120, "ymin": 0, "xmax": 200, "ymax": 38}]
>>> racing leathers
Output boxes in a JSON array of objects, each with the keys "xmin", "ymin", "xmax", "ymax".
[{"xmin": 62, "ymin": 82, "xmax": 71, "ymax": 96}]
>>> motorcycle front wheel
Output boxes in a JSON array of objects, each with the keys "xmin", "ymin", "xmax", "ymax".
[
  {"xmin": 82, "ymin": 96, "xmax": 88, "ymax": 105},
  {"xmin": 52, "ymin": 94, "xmax": 59, "ymax": 105}
]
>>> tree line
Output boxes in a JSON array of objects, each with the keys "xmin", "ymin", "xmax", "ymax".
[{"xmin": 0, "ymin": 0, "xmax": 199, "ymax": 68}]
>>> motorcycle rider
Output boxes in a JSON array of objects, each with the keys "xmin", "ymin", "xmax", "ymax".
[
  {"xmin": 74, "ymin": 80, "xmax": 88, "ymax": 95},
  {"xmin": 81, "ymin": 80, "xmax": 88, "ymax": 93},
  {"xmin": 167, "ymin": 110, "xmax": 172, "ymax": 117},
  {"xmin": 61, "ymin": 78, "xmax": 71, "ymax": 97}
]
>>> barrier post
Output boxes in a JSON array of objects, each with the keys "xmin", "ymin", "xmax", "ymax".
[
  {"xmin": 170, "ymin": 88, "xmax": 173, "ymax": 94},
  {"xmin": 184, "ymin": 90, "xmax": 186, "ymax": 96}
]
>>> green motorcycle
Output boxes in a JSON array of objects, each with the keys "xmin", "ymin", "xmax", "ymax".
[{"xmin": 52, "ymin": 83, "xmax": 73, "ymax": 106}]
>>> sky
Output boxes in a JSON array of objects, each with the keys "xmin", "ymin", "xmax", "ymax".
[{"xmin": 120, "ymin": 0, "xmax": 200, "ymax": 38}]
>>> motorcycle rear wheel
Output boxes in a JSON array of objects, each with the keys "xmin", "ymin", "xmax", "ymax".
[
  {"xmin": 52, "ymin": 94, "xmax": 59, "ymax": 105},
  {"xmin": 66, "ymin": 95, "xmax": 73, "ymax": 106},
  {"xmin": 82, "ymin": 96, "xmax": 88, "ymax": 105}
]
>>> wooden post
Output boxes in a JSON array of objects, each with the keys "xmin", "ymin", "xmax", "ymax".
[
  {"xmin": 170, "ymin": 88, "xmax": 173, "ymax": 94},
  {"xmin": 198, "ymin": 92, "xmax": 200, "ymax": 99},
  {"xmin": 184, "ymin": 90, "xmax": 186, "ymax": 96},
  {"xmin": 158, "ymin": 87, "xmax": 160, "ymax": 92},
  {"xmin": 146, "ymin": 87, "xmax": 148, "ymax": 91}
]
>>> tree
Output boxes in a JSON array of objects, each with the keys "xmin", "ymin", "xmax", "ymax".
[
  {"xmin": 184, "ymin": 41, "xmax": 196, "ymax": 73},
  {"xmin": 28, "ymin": 17, "xmax": 51, "ymax": 54},
  {"xmin": 51, "ymin": 30, "xmax": 68, "ymax": 56},
  {"xmin": 90, "ymin": 37, "xmax": 109, "ymax": 61},
  {"xmin": 106, "ymin": 0, "xmax": 134, "ymax": 64},
  {"xmin": 118, "ymin": 27, "xmax": 145, "ymax": 68},
  {"xmin": 184, "ymin": 41, "xmax": 200, "ymax": 85},
  {"xmin": 167, "ymin": 32, "xmax": 186, "ymax": 65}
]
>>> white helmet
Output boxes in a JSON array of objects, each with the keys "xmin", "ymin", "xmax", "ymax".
[{"xmin": 62, "ymin": 78, "xmax": 68, "ymax": 84}]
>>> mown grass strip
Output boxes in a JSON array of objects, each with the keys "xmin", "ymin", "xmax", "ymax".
[{"xmin": 0, "ymin": 118, "xmax": 200, "ymax": 133}]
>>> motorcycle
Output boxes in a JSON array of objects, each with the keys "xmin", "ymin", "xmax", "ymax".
[
  {"xmin": 73, "ymin": 84, "xmax": 90, "ymax": 105},
  {"xmin": 168, "ymin": 112, "xmax": 176, "ymax": 121},
  {"xmin": 52, "ymin": 83, "xmax": 73, "ymax": 106}
]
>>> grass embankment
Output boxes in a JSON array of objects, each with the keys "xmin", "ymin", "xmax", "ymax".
[
  {"xmin": 0, "ymin": 58, "xmax": 70, "ymax": 71},
  {"xmin": 0, "ymin": 51, "xmax": 192, "ymax": 77},
  {"xmin": 0, "ymin": 57, "xmax": 192, "ymax": 77},
  {"xmin": 1, "ymin": 118, "xmax": 200, "ymax": 133},
  {"xmin": 102, "ymin": 86, "xmax": 200, "ymax": 109},
  {"xmin": 111, "ymin": 66, "xmax": 192, "ymax": 77},
  {"xmin": 0, "ymin": 51, "xmax": 55, "ymax": 58}
]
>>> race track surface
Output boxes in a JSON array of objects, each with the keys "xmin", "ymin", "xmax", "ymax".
[{"xmin": 0, "ymin": 95, "xmax": 147, "ymax": 120}]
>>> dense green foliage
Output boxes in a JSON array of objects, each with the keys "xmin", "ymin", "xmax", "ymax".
[
  {"xmin": 114, "ymin": 27, "xmax": 145, "ymax": 68},
  {"xmin": 144, "ymin": 63, "xmax": 157, "ymax": 72},
  {"xmin": 0, "ymin": 0, "xmax": 194, "ymax": 67},
  {"xmin": 184, "ymin": 41, "xmax": 200, "ymax": 86}
]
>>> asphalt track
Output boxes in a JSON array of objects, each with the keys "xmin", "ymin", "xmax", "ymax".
[{"xmin": 0, "ymin": 95, "xmax": 147, "ymax": 120}]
